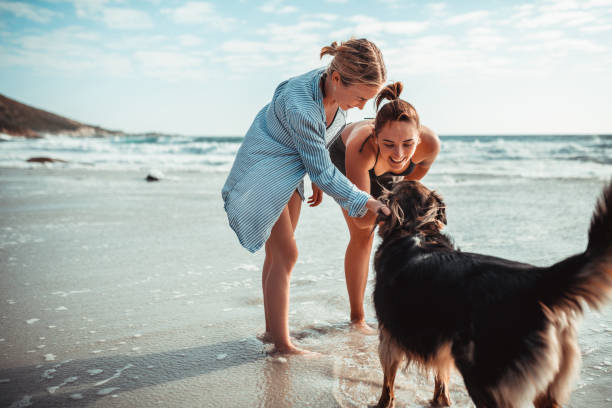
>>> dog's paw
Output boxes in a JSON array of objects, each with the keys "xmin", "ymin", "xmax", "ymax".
[
  {"xmin": 372, "ymin": 396, "xmax": 395, "ymax": 408},
  {"xmin": 431, "ymin": 393, "xmax": 451, "ymax": 407}
]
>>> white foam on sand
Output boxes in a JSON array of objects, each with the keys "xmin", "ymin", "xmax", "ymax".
[
  {"xmin": 97, "ymin": 387, "xmax": 119, "ymax": 396},
  {"xmin": 234, "ymin": 263, "xmax": 259, "ymax": 271},
  {"xmin": 51, "ymin": 289, "xmax": 92, "ymax": 297},
  {"xmin": 8, "ymin": 395, "xmax": 32, "ymax": 408},
  {"xmin": 41, "ymin": 368, "xmax": 56, "ymax": 379},
  {"xmin": 95, "ymin": 364, "xmax": 133, "ymax": 386},
  {"xmin": 47, "ymin": 376, "xmax": 78, "ymax": 394}
]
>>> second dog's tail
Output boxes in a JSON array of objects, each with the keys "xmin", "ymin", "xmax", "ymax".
[{"xmin": 540, "ymin": 181, "xmax": 612, "ymax": 313}]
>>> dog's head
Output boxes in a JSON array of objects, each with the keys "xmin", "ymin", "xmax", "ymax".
[{"xmin": 376, "ymin": 181, "xmax": 447, "ymax": 241}]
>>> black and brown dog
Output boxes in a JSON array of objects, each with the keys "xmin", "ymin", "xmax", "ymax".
[{"xmin": 372, "ymin": 180, "xmax": 612, "ymax": 408}]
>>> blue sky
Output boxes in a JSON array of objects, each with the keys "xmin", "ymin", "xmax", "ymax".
[{"xmin": 1, "ymin": 0, "xmax": 611, "ymax": 135}]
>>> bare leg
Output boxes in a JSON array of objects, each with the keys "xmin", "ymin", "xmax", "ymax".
[
  {"xmin": 259, "ymin": 242, "xmax": 274, "ymax": 343},
  {"xmin": 341, "ymin": 209, "xmax": 375, "ymax": 329},
  {"xmin": 376, "ymin": 328, "xmax": 403, "ymax": 408},
  {"xmin": 262, "ymin": 192, "xmax": 304, "ymax": 354}
]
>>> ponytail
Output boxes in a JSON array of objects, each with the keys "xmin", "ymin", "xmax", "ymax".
[
  {"xmin": 374, "ymin": 81, "xmax": 420, "ymax": 135},
  {"xmin": 320, "ymin": 41, "xmax": 338, "ymax": 58},
  {"xmin": 375, "ymin": 82, "xmax": 403, "ymax": 111}
]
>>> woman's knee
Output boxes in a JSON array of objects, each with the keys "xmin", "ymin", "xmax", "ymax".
[
  {"xmin": 270, "ymin": 239, "xmax": 299, "ymax": 270},
  {"xmin": 348, "ymin": 227, "xmax": 374, "ymax": 244}
]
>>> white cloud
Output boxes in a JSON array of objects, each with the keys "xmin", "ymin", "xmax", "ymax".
[
  {"xmin": 300, "ymin": 13, "xmax": 339, "ymax": 22},
  {"xmin": 584, "ymin": 0, "xmax": 612, "ymax": 7},
  {"xmin": 179, "ymin": 34, "xmax": 203, "ymax": 47},
  {"xmin": 73, "ymin": 0, "xmax": 114, "ymax": 18},
  {"xmin": 218, "ymin": 20, "xmax": 330, "ymax": 74},
  {"xmin": 376, "ymin": 0, "xmax": 402, "ymax": 8},
  {"xmin": 510, "ymin": 6, "xmax": 597, "ymax": 28},
  {"xmin": 465, "ymin": 27, "xmax": 506, "ymax": 51},
  {"xmin": 525, "ymin": 30, "xmax": 565, "ymax": 41},
  {"xmin": 259, "ymin": 0, "xmax": 298, "ymax": 14},
  {"xmin": 446, "ymin": 10, "xmax": 490, "ymax": 25},
  {"xmin": 70, "ymin": 1, "xmax": 154, "ymax": 30},
  {"xmin": 427, "ymin": 2, "xmax": 447, "ymax": 15},
  {"xmin": 332, "ymin": 15, "xmax": 429, "ymax": 38},
  {"xmin": 510, "ymin": 34, "xmax": 606, "ymax": 55},
  {"xmin": 580, "ymin": 24, "xmax": 612, "ymax": 32},
  {"xmin": 162, "ymin": 1, "xmax": 237, "ymax": 31},
  {"xmin": 134, "ymin": 50, "xmax": 201, "ymax": 69},
  {"xmin": 0, "ymin": 26, "xmax": 134, "ymax": 75},
  {"xmin": 102, "ymin": 8, "xmax": 153, "ymax": 30},
  {"xmin": 0, "ymin": 1, "xmax": 59, "ymax": 23}
]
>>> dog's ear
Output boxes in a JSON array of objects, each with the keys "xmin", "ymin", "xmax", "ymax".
[
  {"xmin": 375, "ymin": 191, "xmax": 405, "ymax": 238},
  {"xmin": 428, "ymin": 190, "xmax": 447, "ymax": 226}
]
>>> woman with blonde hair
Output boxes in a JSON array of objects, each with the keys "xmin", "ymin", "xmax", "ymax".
[
  {"xmin": 315, "ymin": 82, "xmax": 440, "ymax": 331},
  {"xmin": 222, "ymin": 39, "xmax": 390, "ymax": 354}
]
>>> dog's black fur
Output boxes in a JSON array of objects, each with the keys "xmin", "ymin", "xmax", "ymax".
[{"xmin": 372, "ymin": 180, "xmax": 612, "ymax": 408}]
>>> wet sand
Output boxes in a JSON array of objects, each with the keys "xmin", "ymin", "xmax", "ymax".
[{"xmin": 0, "ymin": 167, "xmax": 610, "ymax": 407}]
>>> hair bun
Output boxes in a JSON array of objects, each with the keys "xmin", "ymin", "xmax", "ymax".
[
  {"xmin": 320, "ymin": 41, "xmax": 339, "ymax": 58},
  {"xmin": 375, "ymin": 82, "xmax": 403, "ymax": 110}
]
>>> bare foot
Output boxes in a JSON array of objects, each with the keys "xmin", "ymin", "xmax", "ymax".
[
  {"xmin": 269, "ymin": 343, "xmax": 321, "ymax": 357},
  {"xmin": 257, "ymin": 331, "xmax": 274, "ymax": 343},
  {"xmin": 350, "ymin": 320, "xmax": 377, "ymax": 335}
]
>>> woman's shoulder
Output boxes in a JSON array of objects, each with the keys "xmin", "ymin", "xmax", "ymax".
[
  {"xmin": 414, "ymin": 125, "xmax": 440, "ymax": 163},
  {"xmin": 345, "ymin": 120, "xmax": 375, "ymax": 149},
  {"xmin": 282, "ymin": 68, "xmax": 325, "ymax": 108},
  {"xmin": 344, "ymin": 120, "xmax": 377, "ymax": 165}
]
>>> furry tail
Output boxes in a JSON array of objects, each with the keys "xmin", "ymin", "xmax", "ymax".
[
  {"xmin": 541, "ymin": 180, "xmax": 612, "ymax": 313},
  {"xmin": 586, "ymin": 180, "xmax": 612, "ymax": 258}
]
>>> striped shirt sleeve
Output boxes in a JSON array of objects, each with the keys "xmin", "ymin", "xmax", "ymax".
[{"xmin": 286, "ymin": 107, "xmax": 369, "ymax": 217}]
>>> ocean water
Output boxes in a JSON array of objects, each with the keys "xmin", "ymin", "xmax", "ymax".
[
  {"xmin": 1, "ymin": 133, "xmax": 611, "ymax": 180},
  {"xmin": 0, "ymin": 133, "xmax": 611, "ymax": 407}
]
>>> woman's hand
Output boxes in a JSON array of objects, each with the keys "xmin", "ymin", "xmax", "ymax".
[
  {"xmin": 308, "ymin": 182, "xmax": 323, "ymax": 207},
  {"xmin": 365, "ymin": 197, "xmax": 390, "ymax": 217}
]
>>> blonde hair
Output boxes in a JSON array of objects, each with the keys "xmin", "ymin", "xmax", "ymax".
[
  {"xmin": 320, "ymin": 38, "xmax": 386, "ymax": 87},
  {"xmin": 374, "ymin": 81, "xmax": 420, "ymax": 135}
]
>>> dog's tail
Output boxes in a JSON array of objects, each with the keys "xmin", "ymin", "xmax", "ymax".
[{"xmin": 540, "ymin": 180, "xmax": 612, "ymax": 314}]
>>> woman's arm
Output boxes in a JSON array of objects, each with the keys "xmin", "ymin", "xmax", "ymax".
[
  {"xmin": 286, "ymin": 107, "xmax": 371, "ymax": 217},
  {"xmin": 405, "ymin": 125, "xmax": 440, "ymax": 181},
  {"xmin": 344, "ymin": 125, "xmax": 379, "ymax": 228}
]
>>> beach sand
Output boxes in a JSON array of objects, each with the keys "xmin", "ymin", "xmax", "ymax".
[{"xmin": 0, "ymin": 167, "xmax": 610, "ymax": 407}]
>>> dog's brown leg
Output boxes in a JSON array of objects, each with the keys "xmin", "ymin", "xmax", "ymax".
[
  {"xmin": 534, "ymin": 321, "xmax": 580, "ymax": 408},
  {"xmin": 534, "ymin": 394, "xmax": 561, "ymax": 408},
  {"xmin": 432, "ymin": 370, "xmax": 451, "ymax": 406},
  {"xmin": 430, "ymin": 343, "xmax": 453, "ymax": 406},
  {"xmin": 376, "ymin": 328, "xmax": 403, "ymax": 408}
]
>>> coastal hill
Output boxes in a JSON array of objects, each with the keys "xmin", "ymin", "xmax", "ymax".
[{"xmin": 0, "ymin": 94, "xmax": 122, "ymax": 138}]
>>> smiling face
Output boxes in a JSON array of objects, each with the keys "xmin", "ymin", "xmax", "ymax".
[
  {"xmin": 331, "ymin": 71, "xmax": 381, "ymax": 111},
  {"xmin": 376, "ymin": 120, "xmax": 420, "ymax": 171}
]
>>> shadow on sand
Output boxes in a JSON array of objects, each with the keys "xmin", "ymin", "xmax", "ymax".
[{"xmin": 1, "ymin": 337, "xmax": 265, "ymax": 406}]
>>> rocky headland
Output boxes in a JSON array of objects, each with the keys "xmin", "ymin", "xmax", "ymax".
[{"xmin": 0, "ymin": 94, "xmax": 123, "ymax": 138}]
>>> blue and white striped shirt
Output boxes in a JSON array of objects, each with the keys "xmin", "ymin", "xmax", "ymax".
[{"xmin": 221, "ymin": 68, "xmax": 370, "ymax": 253}]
